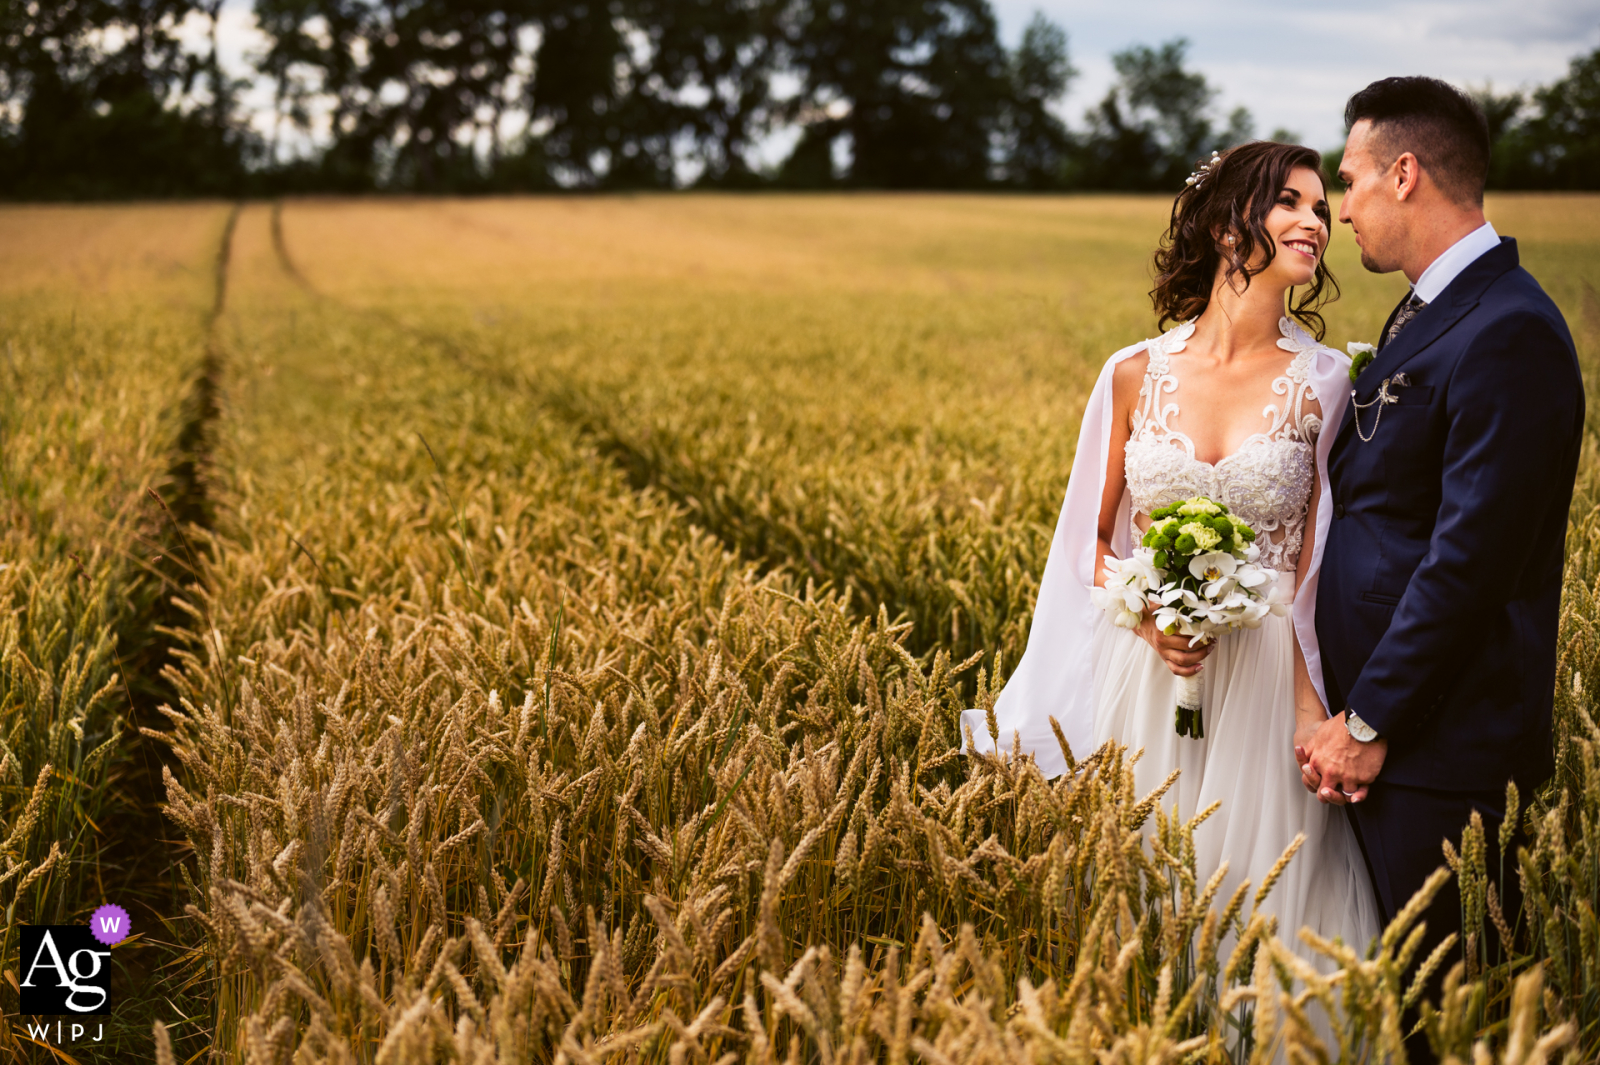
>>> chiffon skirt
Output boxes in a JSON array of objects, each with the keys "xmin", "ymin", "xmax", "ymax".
[{"xmin": 1092, "ymin": 611, "xmax": 1381, "ymax": 969}]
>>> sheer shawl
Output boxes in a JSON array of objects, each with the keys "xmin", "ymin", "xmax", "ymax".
[{"xmin": 961, "ymin": 323, "xmax": 1352, "ymax": 777}]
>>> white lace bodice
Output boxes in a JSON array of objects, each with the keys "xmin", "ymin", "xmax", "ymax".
[{"xmin": 1124, "ymin": 318, "xmax": 1323, "ymax": 573}]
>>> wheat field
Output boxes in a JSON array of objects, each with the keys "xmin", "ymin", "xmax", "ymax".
[{"xmin": 2, "ymin": 194, "xmax": 1599, "ymax": 1064}]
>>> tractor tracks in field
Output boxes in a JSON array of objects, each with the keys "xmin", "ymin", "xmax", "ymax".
[
  {"xmin": 262, "ymin": 203, "xmax": 970, "ymax": 666},
  {"xmin": 539, "ymin": 386, "xmax": 807, "ymax": 573},
  {"xmin": 269, "ymin": 200, "xmax": 523, "ymax": 390},
  {"xmin": 170, "ymin": 201, "xmax": 238, "ymax": 526},
  {"xmin": 265, "ymin": 201, "xmax": 946, "ymax": 647},
  {"xmin": 125, "ymin": 200, "xmax": 237, "ymax": 765},
  {"xmin": 96, "ymin": 202, "xmax": 242, "ymax": 1062},
  {"xmin": 263, "ymin": 201, "xmax": 989, "ymax": 677},
  {"xmin": 264, "ymin": 200, "xmax": 771, "ymax": 565}
]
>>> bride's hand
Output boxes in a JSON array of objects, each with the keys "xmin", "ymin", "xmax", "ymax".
[
  {"xmin": 1293, "ymin": 722, "xmax": 1321, "ymax": 757},
  {"xmin": 1134, "ymin": 613, "xmax": 1213, "ymax": 676}
]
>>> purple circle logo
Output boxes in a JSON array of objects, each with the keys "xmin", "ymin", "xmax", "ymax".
[{"xmin": 90, "ymin": 904, "xmax": 130, "ymax": 946}]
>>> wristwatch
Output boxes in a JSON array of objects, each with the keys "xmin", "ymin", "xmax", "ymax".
[{"xmin": 1345, "ymin": 709, "xmax": 1380, "ymax": 743}]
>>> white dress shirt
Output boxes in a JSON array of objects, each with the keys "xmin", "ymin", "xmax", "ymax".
[{"xmin": 1411, "ymin": 221, "xmax": 1500, "ymax": 304}]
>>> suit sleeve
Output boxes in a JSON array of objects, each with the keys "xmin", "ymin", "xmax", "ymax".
[{"xmin": 1346, "ymin": 310, "xmax": 1580, "ymax": 741}]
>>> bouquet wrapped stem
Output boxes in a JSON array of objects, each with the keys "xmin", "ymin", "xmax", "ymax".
[
  {"xmin": 1175, "ymin": 669, "xmax": 1206, "ymax": 738},
  {"xmin": 1091, "ymin": 496, "xmax": 1290, "ymax": 738}
]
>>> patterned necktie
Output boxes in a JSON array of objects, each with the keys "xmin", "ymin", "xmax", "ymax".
[{"xmin": 1382, "ymin": 292, "xmax": 1427, "ymax": 349}]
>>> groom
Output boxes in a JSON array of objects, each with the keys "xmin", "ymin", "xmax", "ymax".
[{"xmin": 1301, "ymin": 75, "xmax": 1583, "ymax": 1014}]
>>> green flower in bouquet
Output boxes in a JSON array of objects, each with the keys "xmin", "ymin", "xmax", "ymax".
[
  {"xmin": 1180, "ymin": 522, "xmax": 1222, "ymax": 552},
  {"xmin": 1176, "ymin": 498, "xmax": 1224, "ymax": 518},
  {"xmin": 1143, "ymin": 496, "xmax": 1251, "ymax": 580}
]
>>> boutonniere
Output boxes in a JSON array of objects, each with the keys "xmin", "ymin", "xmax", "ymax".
[{"xmin": 1347, "ymin": 342, "xmax": 1376, "ymax": 384}]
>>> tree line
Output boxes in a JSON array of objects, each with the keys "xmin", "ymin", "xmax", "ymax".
[{"xmin": 0, "ymin": 1, "xmax": 1595, "ymax": 198}]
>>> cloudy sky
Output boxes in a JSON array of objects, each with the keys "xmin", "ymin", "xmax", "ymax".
[{"xmin": 991, "ymin": 0, "xmax": 1600, "ymax": 149}]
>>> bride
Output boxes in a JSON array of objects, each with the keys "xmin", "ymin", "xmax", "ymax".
[{"xmin": 965, "ymin": 141, "xmax": 1380, "ymax": 955}]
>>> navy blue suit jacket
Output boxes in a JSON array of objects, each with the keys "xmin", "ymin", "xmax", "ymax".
[{"xmin": 1316, "ymin": 238, "xmax": 1583, "ymax": 791}]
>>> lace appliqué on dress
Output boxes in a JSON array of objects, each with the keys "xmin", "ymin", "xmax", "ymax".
[{"xmin": 1124, "ymin": 317, "xmax": 1323, "ymax": 573}]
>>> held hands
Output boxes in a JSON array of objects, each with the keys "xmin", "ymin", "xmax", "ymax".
[
  {"xmin": 1135, "ymin": 610, "xmax": 1214, "ymax": 677},
  {"xmin": 1292, "ymin": 720, "xmax": 1321, "ymax": 759},
  {"xmin": 1296, "ymin": 710, "xmax": 1387, "ymax": 806}
]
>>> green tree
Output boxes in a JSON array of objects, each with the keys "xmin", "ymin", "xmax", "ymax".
[
  {"xmin": 631, "ymin": 0, "xmax": 790, "ymax": 187},
  {"xmin": 783, "ymin": 0, "xmax": 1015, "ymax": 188},
  {"xmin": 1000, "ymin": 12, "xmax": 1075, "ymax": 188},
  {"xmin": 0, "ymin": 0, "xmax": 249, "ymax": 198},
  {"xmin": 251, "ymin": 0, "xmax": 375, "ymax": 190},
  {"xmin": 254, "ymin": 0, "xmax": 782, "ymax": 191},
  {"xmin": 1069, "ymin": 38, "xmax": 1252, "ymax": 191},
  {"xmin": 528, "ymin": 1, "xmax": 659, "ymax": 188},
  {"xmin": 1491, "ymin": 45, "xmax": 1600, "ymax": 190},
  {"xmin": 774, "ymin": 123, "xmax": 842, "ymax": 186},
  {"xmin": 254, "ymin": 0, "xmax": 549, "ymax": 192}
]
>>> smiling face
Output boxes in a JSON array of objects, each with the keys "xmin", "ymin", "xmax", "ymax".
[
  {"xmin": 1152, "ymin": 141, "xmax": 1342, "ymax": 340},
  {"xmin": 1337, "ymin": 119, "xmax": 1404, "ymax": 273},
  {"xmin": 1255, "ymin": 165, "xmax": 1331, "ymax": 288}
]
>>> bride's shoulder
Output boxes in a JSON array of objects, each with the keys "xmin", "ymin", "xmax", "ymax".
[
  {"xmin": 1104, "ymin": 319, "xmax": 1193, "ymax": 371},
  {"xmin": 1102, "ymin": 321, "xmax": 1193, "ymax": 407},
  {"xmin": 1107, "ymin": 346, "xmax": 1150, "ymax": 399}
]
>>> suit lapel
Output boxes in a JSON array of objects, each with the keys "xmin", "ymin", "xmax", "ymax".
[{"xmin": 1332, "ymin": 238, "xmax": 1522, "ymax": 452}]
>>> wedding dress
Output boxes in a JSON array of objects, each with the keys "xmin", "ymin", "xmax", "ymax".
[{"xmin": 964, "ymin": 318, "xmax": 1380, "ymax": 964}]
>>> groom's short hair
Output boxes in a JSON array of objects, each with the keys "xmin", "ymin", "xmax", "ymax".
[{"xmin": 1344, "ymin": 77, "xmax": 1490, "ymax": 205}]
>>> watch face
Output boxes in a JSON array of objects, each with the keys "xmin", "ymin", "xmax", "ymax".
[{"xmin": 1346, "ymin": 713, "xmax": 1378, "ymax": 742}]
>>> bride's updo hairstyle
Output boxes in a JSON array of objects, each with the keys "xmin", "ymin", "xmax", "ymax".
[{"xmin": 1151, "ymin": 141, "xmax": 1338, "ymax": 340}]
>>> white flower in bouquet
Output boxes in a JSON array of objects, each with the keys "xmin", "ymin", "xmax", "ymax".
[
  {"xmin": 1188, "ymin": 551, "xmax": 1237, "ymax": 598},
  {"xmin": 1091, "ymin": 553, "xmax": 1159, "ymax": 629},
  {"xmin": 1089, "ymin": 496, "xmax": 1285, "ymax": 738},
  {"xmin": 1258, "ymin": 579, "xmax": 1293, "ymax": 619},
  {"xmin": 1235, "ymin": 562, "xmax": 1270, "ymax": 590}
]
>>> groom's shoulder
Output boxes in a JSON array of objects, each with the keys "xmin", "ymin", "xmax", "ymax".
[
  {"xmin": 1450, "ymin": 263, "xmax": 1581, "ymax": 390},
  {"xmin": 1476, "ymin": 253, "xmax": 1572, "ymax": 338}
]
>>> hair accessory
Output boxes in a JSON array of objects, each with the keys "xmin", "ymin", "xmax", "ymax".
[{"xmin": 1185, "ymin": 150, "xmax": 1223, "ymax": 189}]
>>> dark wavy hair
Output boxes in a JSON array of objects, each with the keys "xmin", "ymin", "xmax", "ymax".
[
  {"xmin": 1150, "ymin": 141, "xmax": 1339, "ymax": 340},
  {"xmin": 1345, "ymin": 77, "xmax": 1490, "ymax": 206}
]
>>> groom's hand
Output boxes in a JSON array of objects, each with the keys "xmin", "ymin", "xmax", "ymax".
[{"xmin": 1304, "ymin": 711, "xmax": 1387, "ymax": 805}]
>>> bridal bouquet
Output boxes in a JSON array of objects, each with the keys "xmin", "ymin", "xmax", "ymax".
[{"xmin": 1090, "ymin": 496, "xmax": 1288, "ymax": 738}]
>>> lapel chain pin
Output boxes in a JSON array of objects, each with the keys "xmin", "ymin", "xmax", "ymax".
[{"xmin": 1351, "ymin": 373, "xmax": 1410, "ymax": 443}]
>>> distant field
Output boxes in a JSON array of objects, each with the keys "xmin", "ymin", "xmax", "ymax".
[{"xmin": 3, "ymin": 194, "xmax": 1598, "ymax": 1062}]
